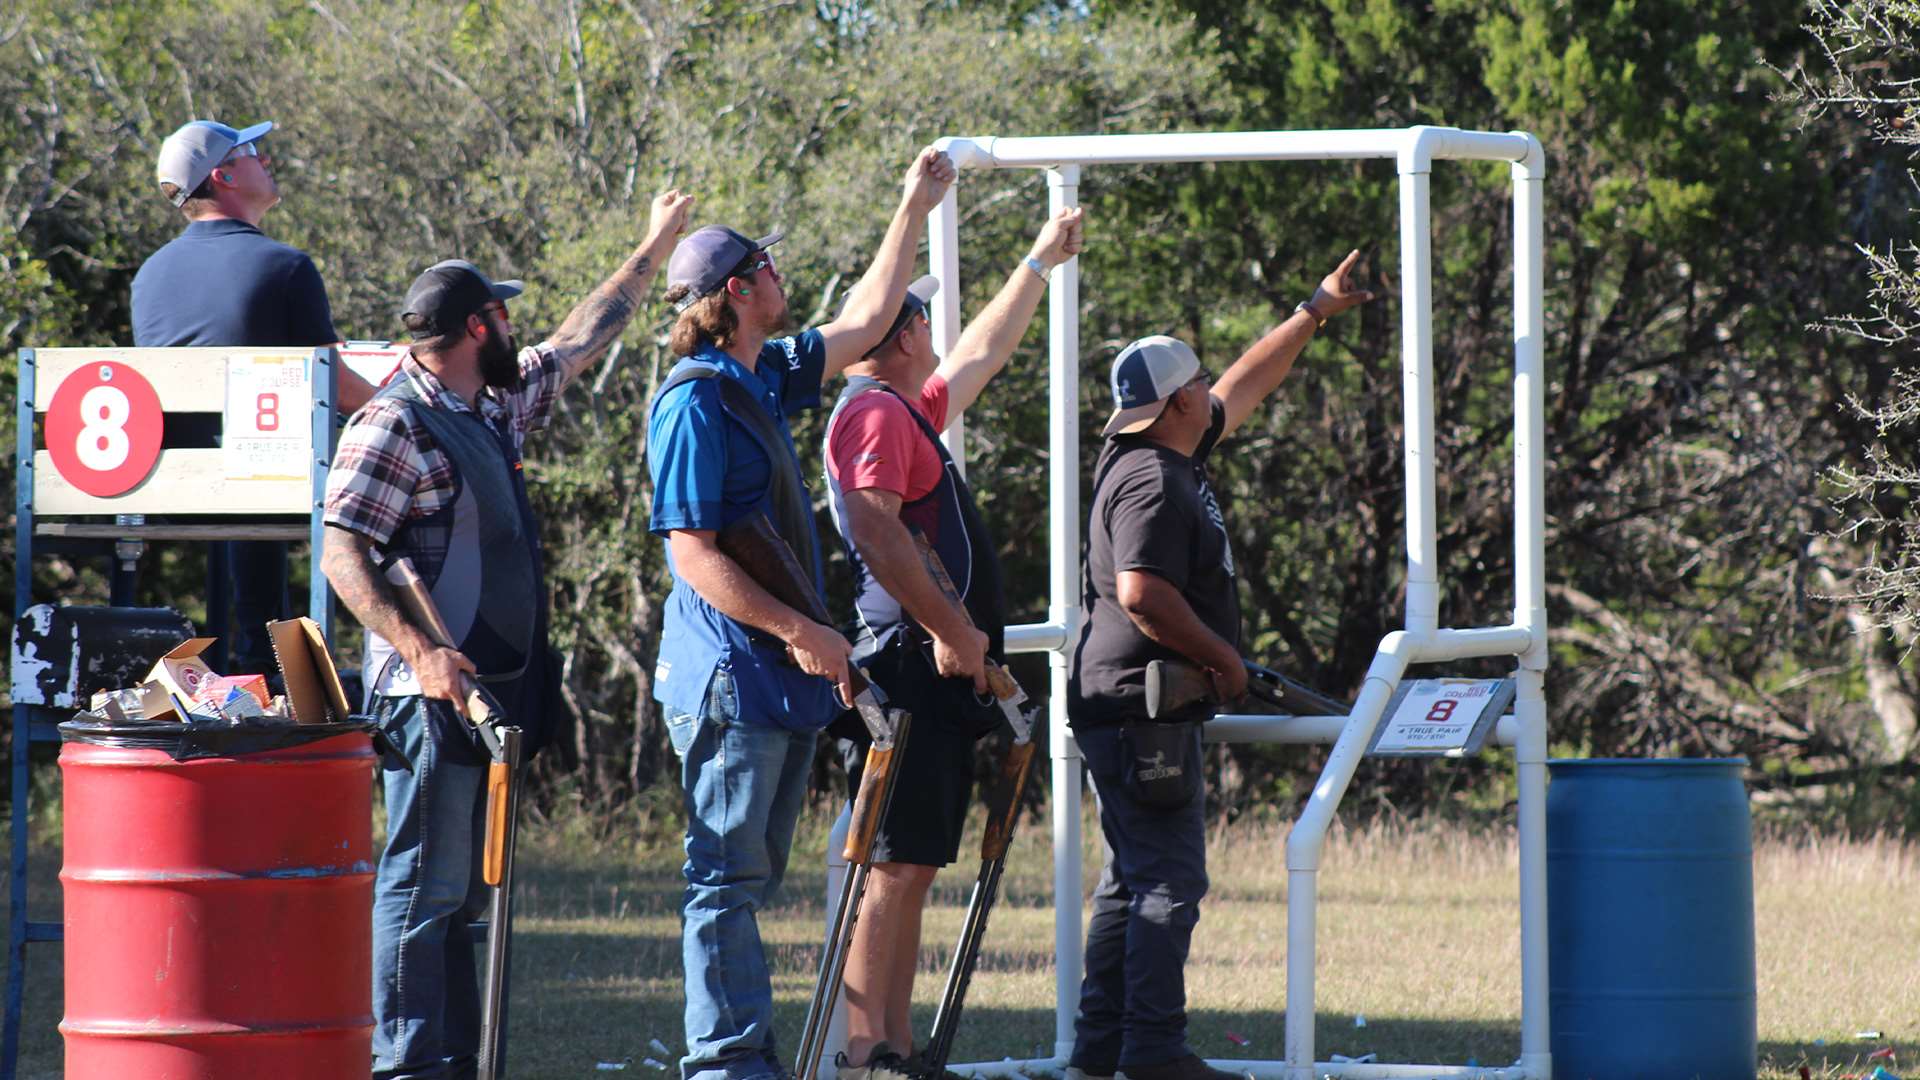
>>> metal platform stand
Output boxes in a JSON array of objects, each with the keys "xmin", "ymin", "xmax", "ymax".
[{"xmin": 4, "ymin": 345, "xmax": 341, "ymax": 1078}]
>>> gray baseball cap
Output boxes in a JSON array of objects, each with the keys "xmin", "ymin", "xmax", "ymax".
[
  {"xmin": 666, "ymin": 225, "xmax": 784, "ymax": 312},
  {"xmin": 1104, "ymin": 335, "xmax": 1202, "ymax": 437},
  {"xmin": 156, "ymin": 120, "xmax": 273, "ymax": 206}
]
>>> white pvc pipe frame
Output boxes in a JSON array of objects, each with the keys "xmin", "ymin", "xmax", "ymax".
[{"xmin": 925, "ymin": 127, "xmax": 1549, "ymax": 1080}]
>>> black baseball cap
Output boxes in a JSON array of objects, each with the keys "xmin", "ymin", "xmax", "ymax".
[{"xmin": 401, "ymin": 259, "xmax": 524, "ymax": 337}]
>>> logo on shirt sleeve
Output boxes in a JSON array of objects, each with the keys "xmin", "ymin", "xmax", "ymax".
[{"xmin": 782, "ymin": 337, "xmax": 802, "ymax": 370}]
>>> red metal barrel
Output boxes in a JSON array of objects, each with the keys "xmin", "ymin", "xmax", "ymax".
[{"xmin": 59, "ymin": 731, "xmax": 375, "ymax": 1079}]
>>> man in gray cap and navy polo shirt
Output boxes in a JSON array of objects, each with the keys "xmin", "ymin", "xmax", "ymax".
[
  {"xmin": 1065, "ymin": 251, "xmax": 1374, "ymax": 1080},
  {"xmin": 644, "ymin": 145, "xmax": 955, "ymax": 1080},
  {"xmin": 132, "ymin": 118, "xmax": 379, "ymax": 673},
  {"xmin": 322, "ymin": 188, "xmax": 695, "ymax": 1080}
]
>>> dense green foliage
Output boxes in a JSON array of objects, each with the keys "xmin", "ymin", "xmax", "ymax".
[{"xmin": 2, "ymin": 1, "xmax": 1911, "ymax": 828}]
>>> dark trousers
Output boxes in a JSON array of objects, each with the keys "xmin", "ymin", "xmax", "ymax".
[
  {"xmin": 208, "ymin": 539, "xmax": 290, "ymax": 672},
  {"xmin": 1070, "ymin": 722, "xmax": 1209, "ymax": 1069}
]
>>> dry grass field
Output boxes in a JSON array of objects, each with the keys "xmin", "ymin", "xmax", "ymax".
[{"xmin": 4, "ymin": 796, "xmax": 1916, "ymax": 1079}]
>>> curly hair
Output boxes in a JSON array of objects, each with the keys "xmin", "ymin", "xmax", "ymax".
[{"xmin": 664, "ymin": 285, "xmax": 740, "ymax": 357}]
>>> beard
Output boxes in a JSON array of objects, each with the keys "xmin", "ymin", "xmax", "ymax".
[{"xmin": 479, "ymin": 330, "xmax": 521, "ymax": 389}]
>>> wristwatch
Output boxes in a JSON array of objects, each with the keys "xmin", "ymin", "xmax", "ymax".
[
  {"xmin": 1294, "ymin": 300, "xmax": 1327, "ymax": 329},
  {"xmin": 1023, "ymin": 254, "xmax": 1050, "ymax": 282}
]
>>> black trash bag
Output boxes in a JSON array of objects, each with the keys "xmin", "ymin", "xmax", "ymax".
[{"xmin": 60, "ymin": 715, "xmax": 380, "ymax": 763}]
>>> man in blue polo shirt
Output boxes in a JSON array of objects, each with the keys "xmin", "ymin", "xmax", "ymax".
[
  {"xmin": 132, "ymin": 118, "xmax": 377, "ymax": 673},
  {"xmin": 646, "ymin": 145, "xmax": 956, "ymax": 1080}
]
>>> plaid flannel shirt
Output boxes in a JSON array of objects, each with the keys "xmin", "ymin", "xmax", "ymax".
[{"xmin": 323, "ymin": 343, "xmax": 565, "ymax": 552}]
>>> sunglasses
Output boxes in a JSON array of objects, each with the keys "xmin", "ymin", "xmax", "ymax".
[
  {"xmin": 730, "ymin": 250, "xmax": 775, "ymax": 280},
  {"xmin": 221, "ymin": 142, "xmax": 262, "ymax": 164}
]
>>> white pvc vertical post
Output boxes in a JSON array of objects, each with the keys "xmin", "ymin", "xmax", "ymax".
[
  {"xmin": 931, "ymin": 186, "xmax": 966, "ymax": 474},
  {"xmin": 1397, "ymin": 151, "xmax": 1439, "ymax": 636},
  {"xmin": 1511, "ymin": 136, "xmax": 1552, "ymax": 1080},
  {"xmin": 1046, "ymin": 164, "xmax": 1084, "ymax": 1062}
]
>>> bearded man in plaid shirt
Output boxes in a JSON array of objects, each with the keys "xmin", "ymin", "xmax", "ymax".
[{"xmin": 321, "ymin": 189, "xmax": 694, "ymax": 1080}]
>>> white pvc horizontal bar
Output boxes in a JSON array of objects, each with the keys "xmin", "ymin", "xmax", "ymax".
[
  {"xmin": 1411, "ymin": 624, "xmax": 1537, "ymax": 662},
  {"xmin": 1004, "ymin": 621, "xmax": 1069, "ymax": 653},
  {"xmin": 937, "ymin": 127, "xmax": 1534, "ymax": 171},
  {"xmin": 1205, "ymin": 712, "xmax": 1518, "ymax": 747},
  {"xmin": 949, "ymin": 1059, "xmax": 1530, "ymax": 1080}
]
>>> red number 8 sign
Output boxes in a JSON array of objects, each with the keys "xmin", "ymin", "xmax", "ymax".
[{"xmin": 45, "ymin": 362, "xmax": 165, "ymax": 498}]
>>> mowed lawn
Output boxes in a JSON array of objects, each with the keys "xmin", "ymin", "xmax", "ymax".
[{"xmin": 4, "ymin": 796, "xmax": 1915, "ymax": 1079}]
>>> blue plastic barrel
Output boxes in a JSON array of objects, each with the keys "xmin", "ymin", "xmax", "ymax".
[{"xmin": 1547, "ymin": 758, "xmax": 1756, "ymax": 1080}]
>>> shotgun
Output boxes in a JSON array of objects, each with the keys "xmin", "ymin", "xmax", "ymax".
[
  {"xmin": 907, "ymin": 536, "xmax": 1044, "ymax": 1072},
  {"xmin": 1144, "ymin": 656, "xmax": 1349, "ymax": 720},
  {"xmin": 383, "ymin": 557, "xmax": 522, "ymax": 1080},
  {"xmin": 794, "ymin": 711, "xmax": 913, "ymax": 1080},
  {"xmin": 717, "ymin": 512, "xmax": 894, "ymax": 748},
  {"xmin": 908, "ymin": 531, "xmax": 1030, "ymax": 743},
  {"xmin": 707, "ymin": 512, "xmax": 913, "ymax": 1080},
  {"xmin": 920, "ymin": 723, "xmax": 1038, "ymax": 1072}
]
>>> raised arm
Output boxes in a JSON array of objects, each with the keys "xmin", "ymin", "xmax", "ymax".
[
  {"xmin": 544, "ymin": 188, "xmax": 696, "ymax": 386},
  {"xmin": 1211, "ymin": 248, "xmax": 1376, "ymax": 439},
  {"xmin": 321, "ymin": 524, "xmax": 476, "ymax": 711},
  {"xmin": 936, "ymin": 206, "xmax": 1084, "ymax": 418},
  {"xmin": 816, "ymin": 147, "xmax": 956, "ymax": 379}
]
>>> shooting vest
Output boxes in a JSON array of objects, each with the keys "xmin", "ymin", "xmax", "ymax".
[
  {"xmin": 823, "ymin": 376, "xmax": 1006, "ymax": 663},
  {"xmin": 653, "ymin": 361, "xmax": 823, "ymax": 593},
  {"xmin": 646, "ymin": 357, "xmax": 838, "ymax": 733},
  {"xmin": 363, "ymin": 371, "xmax": 544, "ymax": 697}
]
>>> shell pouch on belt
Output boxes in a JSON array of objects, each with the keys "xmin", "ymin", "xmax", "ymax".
[{"xmin": 1118, "ymin": 720, "xmax": 1202, "ymax": 811}]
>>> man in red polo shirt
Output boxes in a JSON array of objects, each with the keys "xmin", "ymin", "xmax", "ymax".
[{"xmin": 821, "ymin": 206, "xmax": 1084, "ymax": 1080}]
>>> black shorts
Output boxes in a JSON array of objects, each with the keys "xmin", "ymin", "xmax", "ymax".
[
  {"xmin": 838, "ymin": 637, "xmax": 997, "ymax": 867},
  {"xmin": 841, "ymin": 709, "xmax": 976, "ymax": 867}
]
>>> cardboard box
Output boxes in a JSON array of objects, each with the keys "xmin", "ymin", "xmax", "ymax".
[
  {"xmin": 145, "ymin": 637, "xmax": 220, "ymax": 702},
  {"xmin": 268, "ymin": 617, "xmax": 352, "ymax": 725}
]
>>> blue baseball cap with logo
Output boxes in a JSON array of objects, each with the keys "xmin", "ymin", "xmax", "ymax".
[
  {"xmin": 156, "ymin": 119, "xmax": 274, "ymax": 206},
  {"xmin": 1103, "ymin": 335, "xmax": 1201, "ymax": 437},
  {"xmin": 666, "ymin": 225, "xmax": 784, "ymax": 312}
]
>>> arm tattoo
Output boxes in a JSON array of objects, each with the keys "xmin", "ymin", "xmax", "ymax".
[
  {"xmin": 551, "ymin": 251, "xmax": 655, "ymax": 381},
  {"xmin": 322, "ymin": 528, "xmax": 414, "ymax": 646}
]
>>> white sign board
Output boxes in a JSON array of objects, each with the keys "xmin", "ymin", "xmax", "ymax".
[
  {"xmin": 224, "ymin": 352, "xmax": 311, "ymax": 480},
  {"xmin": 1367, "ymin": 678, "xmax": 1513, "ymax": 757}
]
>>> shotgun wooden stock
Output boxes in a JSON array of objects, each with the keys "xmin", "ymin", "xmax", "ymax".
[
  {"xmin": 1146, "ymin": 656, "xmax": 1350, "ymax": 719},
  {"xmin": 717, "ymin": 513, "xmax": 834, "ymax": 627},
  {"xmin": 484, "ymin": 759, "xmax": 511, "ymax": 886},
  {"xmin": 843, "ymin": 734, "xmax": 905, "ymax": 864},
  {"xmin": 1145, "ymin": 657, "xmax": 1218, "ymax": 719},
  {"xmin": 717, "ymin": 513, "xmax": 880, "ymax": 705},
  {"xmin": 981, "ymin": 740, "xmax": 1038, "ymax": 860}
]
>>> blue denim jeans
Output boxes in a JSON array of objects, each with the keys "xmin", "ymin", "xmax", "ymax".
[
  {"xmin": 1070, "ymin": 722, "xmax": 1210, "ymax": 1069},
  {"xmin": 667, "ymin": 666, "xmax": 817, "ymax": 1080},
  {"xmin": 371, "ymin": 693, "xmax": 490, "ymax": 1080}
]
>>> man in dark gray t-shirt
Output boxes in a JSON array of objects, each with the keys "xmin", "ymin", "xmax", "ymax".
[{"xmin": 1063, "ymin": 252, "xmax": 1374, "ymax": 1080}]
